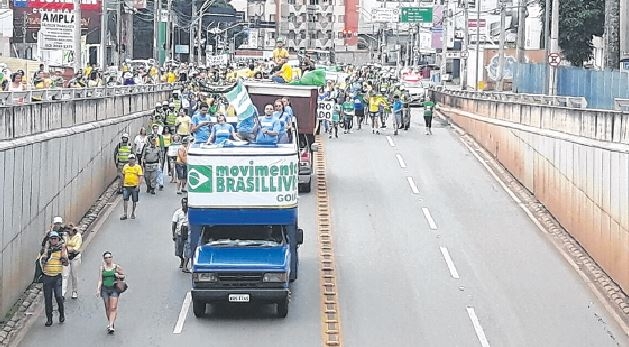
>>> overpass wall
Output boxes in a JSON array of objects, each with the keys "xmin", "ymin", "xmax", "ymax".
[
  {"xmin": 435, "ymin": 91, "xmax": 629, "ymax": 292},
  {"xmin": 0, "ymin": 88, "xmax": 173, "ymax": 317}
]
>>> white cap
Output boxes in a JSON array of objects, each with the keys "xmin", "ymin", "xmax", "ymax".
[
  {"xmin": 53, "ymin": 216, "xmax": 63, "ymax": 224},
  {"xmin": 162, "ymin": 101, "xmax": 169, "ymax": 106},
  {"xmin": 155, "ymin": 102, "xmax": 161, "ymax": 107},
  {"xmin": 122, "ymin": 133, "xmax": 129, "ymax": 138}
]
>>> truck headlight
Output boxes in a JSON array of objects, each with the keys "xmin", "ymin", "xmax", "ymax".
[
  {"xmin": 263, "ymin": 272, "xmax": 287, "ymax": 283},
  {"xmin": 193, "ymin": 272, "xmax": 218, "ymax": 282}
]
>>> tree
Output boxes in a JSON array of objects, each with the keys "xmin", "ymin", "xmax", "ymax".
[{"xmin": 539, "ymin": 0, "xmax": 605, "ymax": 66}]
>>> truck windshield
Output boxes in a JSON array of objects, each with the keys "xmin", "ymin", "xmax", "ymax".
[{"xmin": 201, "ymin": 225, "xmax": 285, "ymax": 247}]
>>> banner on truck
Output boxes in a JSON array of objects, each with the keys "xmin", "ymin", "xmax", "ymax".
[{"xmin": 187, "ymin": 154, "xmax": 299, "ymax": 208}]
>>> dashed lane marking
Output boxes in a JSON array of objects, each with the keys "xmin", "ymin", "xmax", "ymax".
[
  {"xmin": 386, "ymin": 135, "xmax": 396, "ymax": 147},
  {"xmin": 315, "ymin": 135, "xmax": 343, "ymax": 347},
  {"xmin": 440, "ymin": 247, "xmax": 460, "ymax": 279},
  {"xmin": 421, "ymin": 207, "xmax": 438, "ymax": 230},
  {"xmin": 395, "ymin": 154, "xmax": 407, "ymax": 168},
  {"xmin": 466, "ymin": 306, "xmax": 491, "ymax": 347},
  {"xmin": 173, "ymin": 291, "xmax": 192, "ymax": 334},
  {"xmin": 407, "ymin": 176, "xmax": 420, "ymax": 194}
]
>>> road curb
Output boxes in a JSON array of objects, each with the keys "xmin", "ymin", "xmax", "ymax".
[{"xmin": 3, "ymin": 182, "xmax": 123, "ymax": 347}]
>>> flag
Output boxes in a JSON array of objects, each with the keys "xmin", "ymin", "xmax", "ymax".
[{"xmin": 224, "ymin": 81, "xmax": 257, "ymax": 121}]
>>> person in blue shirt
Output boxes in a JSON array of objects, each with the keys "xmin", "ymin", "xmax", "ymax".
[
  {"xmin": 255, "ymin": 103, "xmax": 282, "ymax": 144},
  {"xmin": 209, "ymin": 114, "xmax": 236, "ymax": 144},
  {"xmin": 281, "ymin": 97, "xmax": 294, "ymax": 119},
  {"xmin": 190, "ymin": 102, "xmax": 212, "ymax": 144},
  {"xmin": 353, "ymin": 92, "xmax": 365, "ymax": 130},
  {"xmin": 273, "ymin": 99, "xmax": 292, "ymax": 144},
  {"xmin": 392, "ymin": 95, "xmax": 403, "ymax": 135}
]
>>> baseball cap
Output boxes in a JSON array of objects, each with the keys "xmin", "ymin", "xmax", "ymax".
[
  {"xmin": 49, "ymin": 231, "xmax": 60, "ymax": 239},
  {"xmin": 128, "ymin": 154, "xmax": 136, "ymax": 159},
  {"xmin": 122, "ymin": 133, "xmax": 129, "ymax": 138},
  {"xmin": 53, "ymin": 216, "xmax": 63, "ymax": 224}
]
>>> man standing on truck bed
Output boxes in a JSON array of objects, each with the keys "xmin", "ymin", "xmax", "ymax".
[{"xmin": 191, "ymin": 102, "xmax": 212, "ymax": 144}]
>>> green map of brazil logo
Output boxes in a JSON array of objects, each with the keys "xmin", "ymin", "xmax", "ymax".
[{"xmin": 188, "ymin": 165, "xmax": 213, "ymax": 192}]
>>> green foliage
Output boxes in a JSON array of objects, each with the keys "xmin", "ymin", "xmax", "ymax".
[{"xmin": 539, "ymin": 0, "xmax": 604, "ymax": 66}]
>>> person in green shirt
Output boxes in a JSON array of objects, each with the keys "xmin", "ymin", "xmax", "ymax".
[
  {"xmin": 329, "ymin": 98, "xmax": 340, "ymax": 139},
  {"xmin": 422, "ymin": 99, "xmax": 436, "ymax": 135},
  {"xmin": 341, "ymin": 98, "xmax": 355, "ymax": 134}
]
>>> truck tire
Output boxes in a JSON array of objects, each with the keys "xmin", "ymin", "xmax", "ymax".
[
  {"xmin": 277, "ymin": 297, "xmax": 289, "ymax": 318},
  {"xmin": 192, "ymin": 300, "xmax": 206, "ymax": 318},
  {"xmin": 302, "ymin": 179, "xmax": 312, "ymax": 193},
  {"xmin": 290, "ymin": 251, "xmax": 299, "ymax": 282}
]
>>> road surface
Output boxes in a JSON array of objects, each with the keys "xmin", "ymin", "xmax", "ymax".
[{"xmin": 19, "ymin": 109, "xmax": 629, "ymax": 347}]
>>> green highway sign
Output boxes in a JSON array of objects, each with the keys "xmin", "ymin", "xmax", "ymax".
[{"xmin": 400, "ymin": 7, "xmax": 433, "ymax": 23}]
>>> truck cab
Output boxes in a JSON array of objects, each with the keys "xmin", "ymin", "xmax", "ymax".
[{"xmin": 187, "ymin": 141, "xmax": 303, "ymax": 318}]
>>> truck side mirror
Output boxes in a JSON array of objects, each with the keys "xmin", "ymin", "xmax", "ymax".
[
  {"xmin": 311, "ymin": 143, "xmax": 319, "ymax": 152},
  {"xmin": 297, "ymin": 228, "xmax": 304, "ymax": 245}
]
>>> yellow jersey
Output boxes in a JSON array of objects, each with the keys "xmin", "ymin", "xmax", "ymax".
[
  {"xmin": 273, "ymin": 47, "xmax": 289, "ymax": 64},
  {"xmin": 42, "ymin": 249, "xmax": 65, "ymax": 276},
  {"xmin": 122, "ymin": 163, "xmax": 143, "ymax": 187}
]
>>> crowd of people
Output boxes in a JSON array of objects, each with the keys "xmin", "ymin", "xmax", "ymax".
[{"xmin": 32, "ymin": 51, "xmax": 437, "ymax": 333}]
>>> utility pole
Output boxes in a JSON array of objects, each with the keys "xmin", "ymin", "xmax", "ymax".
[
  {"xmin": 166, "ymin": 0, "xmax": 172, "ymax": 62},
  {"xmin": 154, "ymin": 0, "xmax": 159, "ymax": 61},
  {"xmin": 515, "ymin": 0, "xmax": 526, "ymax": 64},
  {"xmin": 461, "ymin": 0, "xmax": 469, "ymax": 90},
  {"xmin": 22, "ymin": 14, "xmax": 26, "ymax": 59},
  {"xmin": 440, "ymin": 0, "xmax": 449, "ymax": 84},
  {"xmin": 197, "ymin": 11, "xmax": 203, "ymax": 65},
  {"xmin": 124, "ymin": 2, "xmax": 134, "ymax": 61},
  {"xmin": 474, "ymin": 0, "xmax": 481, "ymax": 90},
  {"xmin": 73, "ymin": 0, "xmax": 82, "ymax": 71},
  {"xmin": 496, "ymin": 0, "xmax": 506, "ymax": 91},
  {"xmin": 380, "ymin": 0, "xmax": 387, "ymax": 64},
  {"xmin": 100, "ymin": 0, "xmax": 107, "ymax": 68},
  {"xmin": 548, "ymin": 0, "xmax": 559, "ymax": 95},
  {"xmin": 190, "ymin": 0, "xmax": 196, "ymax": 63},
  {"xmin": 116, "ymin": 0, "xmax": 122, "ymax": 67}
]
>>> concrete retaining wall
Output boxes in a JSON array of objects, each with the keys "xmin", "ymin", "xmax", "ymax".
[
  {"xmin": 0, "ymin": 88, "xmax": 173, "ymax": 317},
  {"xmin": 435, "ymin": 91, "xmax": 629, "ymax": 293}
]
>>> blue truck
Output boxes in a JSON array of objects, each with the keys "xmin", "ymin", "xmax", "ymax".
[{"xmin": 187, "ymin": 140, "xmax": 304, "ymax": 318}]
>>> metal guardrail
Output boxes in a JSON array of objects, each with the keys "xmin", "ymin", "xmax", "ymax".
[
  {"xmin": 0, "ymin": 83, "xmax": 183, "ymax": 107},
  {"xmin": 614, "ymin": 98, "xmax": 629, "ymax": 112},
  {"xmin": 433, "ymin": 87, "xmax": 589, "ymax": 109}
]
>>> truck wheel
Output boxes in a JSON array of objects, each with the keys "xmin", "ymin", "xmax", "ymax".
[
  {"xmin": 303, "ymin": 179, "xmax": 312, "ymax": 193},
  {"xmin": 277, "ymin": 297, "xmax": 289, "ymax": 318},
  {"xmin": 192, "ymin": 300, "xmax": 206, "ymax": 318}
]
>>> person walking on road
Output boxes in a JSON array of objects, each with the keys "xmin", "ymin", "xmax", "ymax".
[
  {"xmin": 114, "ymin": 133, "xmax": 133, "ymax": 194},
  {"xmin": 176, "ymin": 137, "xmax": 189, "ymax": 194},
  {"xmin": 133, "ymin": 128, "xmax": 148, "ymax": 166},
  {"xmin": 172, "ymin": 198, "xmax": 190, "ymax": 271},
  {"xmin": 97, "ymin": 251, "xmax": 125, "ymax": 334},
  {"xmin": 143, "ymin": 136, "xmax": 162, "ymax": 194},
  {"xmin": 423, "ymin": 98, "xmax": 435, "ymax": 135},
  {"xmin": 40, "ymin": 231, "xmax": 68, "ymax": 327},
  {"xmin": 62, "ymin": 226, "xmax": 82, "ymax": 299},
  {"xmin": 121, "ymin": 154, "xmax": 143, "ymax": 220}
]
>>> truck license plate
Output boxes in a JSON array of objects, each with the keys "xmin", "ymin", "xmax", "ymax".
[{"xmin": 228, "ymin": 294, "xmax": 250, "ymax": 303}]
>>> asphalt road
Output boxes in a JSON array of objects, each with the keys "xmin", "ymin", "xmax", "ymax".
[
  {"xmin": 325, "ymin": 110, "xmax": 629, "ymax": 347},
  {"xmin": 18, "ymin": 108, "xmax": 629, "ymax": 347},
  {"xmin": 18, "ymin": 173, "xmax": 321, "ymax": 346}
]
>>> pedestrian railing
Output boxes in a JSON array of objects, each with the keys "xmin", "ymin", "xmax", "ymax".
[
  {"xmin": 614, "ymin": 98, "xmax": 629, "ymax": 112},
  {"xmin": 0, "ymin": 83, "xmax": 183, "ymax": 107},
  {"xmin": 433, "ymin": 87, "xmax": 589, "ymax": 109}
]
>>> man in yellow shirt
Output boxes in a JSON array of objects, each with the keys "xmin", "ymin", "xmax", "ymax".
[
  {"xmin": 121, "ymin": 154, "xmax": 143, "ymax": 220},
  {"xmin": 167, "ymin": 70, "xmax": 176, "ymax": 83},
  {"xmin": 273, "ymin": 41, "xmax": 289, "ymax": 64},
  {"xmin": 272, "ymin": 57, "xmax": 292, "ymax": 83},
  {"xmin": 40, "ymin": 231, "xmax": 68, "ymax": 326}
]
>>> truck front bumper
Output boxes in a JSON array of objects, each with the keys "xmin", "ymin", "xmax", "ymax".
[{"xmin": 191, "ymin": 288, "xmax": 289, "ymax": 304}]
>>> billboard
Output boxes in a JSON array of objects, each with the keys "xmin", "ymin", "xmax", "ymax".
[
  {"xmin": 12, "ymin": 7, "xmax": 100, "ymax": 44},
  {"xmin": 13, "ymin": 0, "xmax": 101, "ymax": 10}
]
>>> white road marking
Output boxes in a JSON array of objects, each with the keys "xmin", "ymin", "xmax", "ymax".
[
  {"xmin": 386, "ymin": 135, "xmax": 396, "ymax": 147},
  {"xmin": 440, "ymin": 247, "xmax": 460, "ymax": 279},
  {"xmin": 395, "ymin": 154, "xmax": 407, "ymax": 168},
  {"xmin": 173, "ymin": 291, "xmax": 192, "ymax": 334},
  {"xmin": 466, "ymin": 307, "xmax": 491, "ymax": 347},
  {"xmin": 406, "ymin": 176, "xmax": 420, "ymax": 194},
  {"xmin": 421, "ymin": 207, "xmax": 438, "ymax": 230}
]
